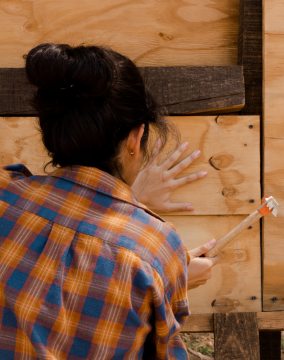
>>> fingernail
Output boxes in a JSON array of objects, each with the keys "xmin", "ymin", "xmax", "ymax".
[
  {"xmin": 200, "ymin": 171, "xmax": 208, "ymax": 177},
  {"xmin": 209, "ymin": 239, "xmax": 217, "ymax": 246},
  {"xmin": 193, "ymin": 150, "xmax": 201, "ymax": 157},
  {"xmin": 186, "ymin": 203, "xmax": 193, "ymax": 210},
  {"xmin": 182, "ymin": 142, "xmax": 189, "ymax": 150}
]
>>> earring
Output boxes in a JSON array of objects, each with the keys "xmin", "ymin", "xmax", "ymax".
[{"xmin": 129, "ymin": 151, "xmax": 135, "ymax": 156}]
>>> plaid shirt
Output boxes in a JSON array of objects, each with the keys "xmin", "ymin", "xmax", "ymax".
[{"xmin": 0, "ymin": 164, "xmax": 190, "ymax": 359}]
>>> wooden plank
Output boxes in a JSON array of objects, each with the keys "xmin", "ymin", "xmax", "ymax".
[
  {"xmin": 214, "ymin": 313, "xmax": 260, "ymax": 360},
  {"xmin": 163, "ymin": 215, "xmax": 261, "ymax": 314},
  {"xmin": 182, "ymin": 312, "xmax": 284, "ymax": 333},
  {"xmin": 259, "ymin": 331, "xmax": 282, "ymax": 360},
  {"xmin": 263, "ymin": 0, "xmax": 284, "ymax": 311},
  {"xmin": 0, "ymin": 116, "xmax": 260, "ymax": 215},
  {"xmin": 0, "ymin": 67, "xmax": 245, "ymax": 116},
  {"xmin": 140, "ymin": 66, "xmax": 245, "ymax": 115},
  {"xmin": 0, "ymin": 0, "xmax": 239, "ymax": 68},
  {"xmin": 258, "ymin": 312, "xmax": 284, "ymax": 331},
  {"xmin": 163, "ymin": 116, "xmax": 260, "ymax": 215},
  {"xmin": 238, "ymin": 0, "xmax": 262, "ymax": 115}
]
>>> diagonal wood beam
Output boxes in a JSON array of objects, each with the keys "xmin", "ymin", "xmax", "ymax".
[{"xmin": 0, "ymin": 66, "xmax": 245, "ymax": 116}]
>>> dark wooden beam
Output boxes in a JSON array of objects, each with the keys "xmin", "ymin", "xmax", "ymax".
[
  {"xmin": 238, "ymin": 0, "xmax": 262, "ymax": 115},
  {"xmin": 0, "ymin": 66, "xmax": 245, "ymax": 116},
  {"xmin": 214, "ymin": 312, "xmax": 260, "ymax": 360},
  {"xmin": 140, "ymin": 66, "xmax": 245, "ymax": 115}
]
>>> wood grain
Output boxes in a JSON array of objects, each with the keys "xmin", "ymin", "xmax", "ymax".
[
  {"xmin": 0, "ymin": 0, "xmax": 239, "ymax": 68},
  {"xmin": 139, "ymin": 66, "xmax": 245, "ymax": 115},
  {"xmin": 181, "ymin": 312, "xmax": 284, "ymax": 332},
  {"xmin": 0, "ymin": 66, "xmax": 245, "ymax": 116},
  {"xmin": 263, "ymin": 0, "xmax": 284, "ymax": 311},
  {"xmin": 163, "ymin": 116, "xmax": 260, "ymax": 215},
  {"xmin": 163, "ymin": 215, "xmax": 261, "ymax": 314},
  {"xmin": 0, "ymin": 117, "xmax": 49, "ymax": 174},
  {"xmin": 214, "ymin": 313, "xmax": 260, "ymax": 360}
]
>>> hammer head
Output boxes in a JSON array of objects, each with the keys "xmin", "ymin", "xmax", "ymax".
[{"xmin": 264, "ymin": 196, "xmax": 279, "ymax": 217}]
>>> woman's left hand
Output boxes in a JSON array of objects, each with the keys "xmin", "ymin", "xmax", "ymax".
[{"xmin": 131, "ymin": 141, "xmax": 207, "ymax": 212}]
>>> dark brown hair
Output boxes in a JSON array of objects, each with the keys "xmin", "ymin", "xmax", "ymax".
[{"xmin": 25, "ymin": 43, "xmax": 170, "ymax": 176}]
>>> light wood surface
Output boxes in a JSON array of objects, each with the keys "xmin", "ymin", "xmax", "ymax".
[
  {"xmin": 263, "ymin": 0, "xmax": 284, "ymax": 310},
  {"xmin": 164, "ymin": 215, "xmax": 261, "ymax": 314},
  {"xmin": 0, "ymin": 116, "xmax": 260, "ymax": 216},
  {"xmin": 0, "ymin": 117, "xmax": 49, "ymax": 174},
  {"xmin": 0, "ymin": 0, "xmax": 239, "ymax": 67},
  {"xmin": 165, "ymin": 116, "xmax": 260, "ymax": 215},
  {"xmin": 181, "ymin": 312, "xmax": 284, "ymax": 332}
]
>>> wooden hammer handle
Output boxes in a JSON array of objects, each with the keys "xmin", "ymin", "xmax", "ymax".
[{"xmin": 206, "ymin": 210, "xmax": 262, "ymax": 257}]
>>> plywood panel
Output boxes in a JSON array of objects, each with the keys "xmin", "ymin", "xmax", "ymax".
[
  {"xmin": 163, "ymin": 215, "xmax": 261, "ymax": 314},
  {"xmin": 164, "ymin": 116, "xmax": 260, "ymax": 215},
  {"xmin": 0, "ymin": 0, "xmax": 239, "ymax": 67},
  {"xmin": 263, "ymin": 0, "xmax": 284, "ymax": 310},
  {"xmin": 0, "ymin": 117, "xmax": 49, "ymax": 174},
  {"xmin": 0, "ymin": 116, "xmax": 260, "ymax": 215}
]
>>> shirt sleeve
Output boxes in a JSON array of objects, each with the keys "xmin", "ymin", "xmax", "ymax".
[{"xmin": 145, "ymin": 229, "xmax": 190, "ymax": 359}]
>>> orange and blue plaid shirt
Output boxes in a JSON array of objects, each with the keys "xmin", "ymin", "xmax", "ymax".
[{"xmin": 0, "ymin": 164, "xmax": 190, "ymax": 359}]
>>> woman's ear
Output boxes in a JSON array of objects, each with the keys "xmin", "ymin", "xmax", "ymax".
[{"xmin": 126, "ymin": 124, "xmax": 145, "ymax": 157}]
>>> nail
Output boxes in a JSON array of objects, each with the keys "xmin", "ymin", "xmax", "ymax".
[
  {"xmin": 181, "ymin": 142, "xmax": 189, "ymax": 150},
  {"xmin": 208, "ymin": 239, "xmax": 217, "ymax": 247},
  {"xmin": 193, "ymin": 149, "xmax": 201, "ymax": 157},
  {"xmin": 199, "ymin": 171, "xmax": 208, "ymax": 177}
]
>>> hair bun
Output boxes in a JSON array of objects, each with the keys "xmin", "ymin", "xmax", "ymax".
[{"xmin": 25, "ymin": 43, "xmax": 113, "ymax": 97}]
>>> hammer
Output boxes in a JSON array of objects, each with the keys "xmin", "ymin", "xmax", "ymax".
[{"xmin": 207, "ymin": 196, "xmax": 279, "ymax": 257}]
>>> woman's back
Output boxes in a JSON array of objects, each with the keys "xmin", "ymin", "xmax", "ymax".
[{"xmin": 0, "ymin": 164, "xmax": 189, "ymax": 359}]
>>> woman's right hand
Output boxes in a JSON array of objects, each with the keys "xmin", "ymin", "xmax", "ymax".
[{"xmin": 187, "ymin": 239, "xmax": 218, "ymax": 290}]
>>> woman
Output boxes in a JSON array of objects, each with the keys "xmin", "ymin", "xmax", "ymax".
[{"xmin": 0, "ymin": 43, "xmax": 216, "ymax": 359}]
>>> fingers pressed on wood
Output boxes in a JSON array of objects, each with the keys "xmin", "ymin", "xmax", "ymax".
[{"xmin": 161, "ymin": 142, "xmax": 189, "ymax": 170}]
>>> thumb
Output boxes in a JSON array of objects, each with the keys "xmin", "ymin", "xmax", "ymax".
[{"xmin": 190, "ymin": 239, "xmax": 217, "ymax": 258}]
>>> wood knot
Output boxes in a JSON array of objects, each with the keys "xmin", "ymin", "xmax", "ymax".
[
  {"xmin": 211, "ymin": 297, "xmax": 240, "ymax": 312},
  {"xmin": 209, "ymin": 154, "xmax": 234, "ymax": 170},
  {"xmin": 221, "ymin": 186, "xmax": 237, "ymax": 198},
  {"xmin": 158, "ymin": 32, "xmax": 174, "ymax": 41}
]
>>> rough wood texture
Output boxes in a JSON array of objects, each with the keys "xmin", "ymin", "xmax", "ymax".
[
  {"xmin": 214, "ymin": 313, "xmax": 260, "ymax": 360},
  {"xmin": 238, "ymin": 0, "xmax": 262, "ymax": 115},
  {"xmin": 182, "ymin": 312, "xmax": 284, "ymax": 332},
  {"xmin": 259, "ymin": 331, "xmax": 281, "ymax": 360},
  {"xmin": 0, "ymin": 68, "xmax": 36, "ymax": 115},
  {"xmin": 263, "ymin": 0, "xmax": 284, "ymax": 311},
  {"xmin": 140, "ymin": 66, "xmax": 245, "ymax": 115},
  {"xmin": 0, "ymin": 67, "xmax": 245, "ymax": 116},
  {"xmin": 0, "ymin": 116, "xmax": 260, "ymax": 216},
  {"xmin": 164, "ymin": 215, "xmax": 261, "ymax": 314},
  {"xmin": 0, "ymin": 0, "xmax": 239, "ymax": 68},
  {"xmin": 164, "ymin": 116, "xmax": 260, "ymax": 215}
]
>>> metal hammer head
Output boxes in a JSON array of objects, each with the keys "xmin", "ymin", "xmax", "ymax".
[{"xmin": 265, "ymin": 196, "xmax": 279, "ymax": 217}]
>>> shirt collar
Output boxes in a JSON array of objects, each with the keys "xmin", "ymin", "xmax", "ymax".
[{"xmin": 50, "ymin": 165, "xmax": 164, "ymax": 221}]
